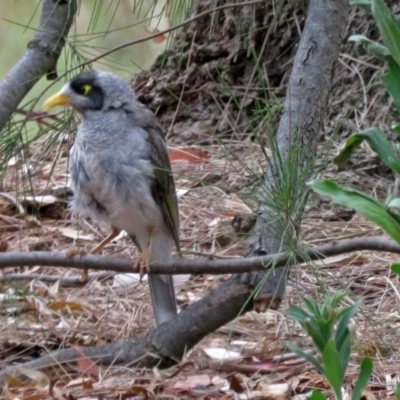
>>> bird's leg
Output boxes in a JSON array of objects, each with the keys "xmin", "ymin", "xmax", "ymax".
[
  {"xmin": 90, "ymin": 228, "xmax": 121, "ymax": 254},
  {"xmin": 134, "ymin": 229, "xmax": 155, "ymax": 282},
  {"xmin": 67, "ymin": 228, "xmax": 120, "ymax": 282}
]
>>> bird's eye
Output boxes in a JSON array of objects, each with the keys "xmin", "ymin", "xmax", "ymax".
[{"xmin": 82, "ymin": 84, "xmax": 92, "ymax": 96}]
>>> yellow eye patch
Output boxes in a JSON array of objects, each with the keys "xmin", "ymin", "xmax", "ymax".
[{"xmin": 83, "ymin": 84, "xmax": 92, "ymax": 95}]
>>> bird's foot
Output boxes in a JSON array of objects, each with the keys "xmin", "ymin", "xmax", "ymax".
[
  {"xmin": 66, "ymin": 248, "xmax": 89, "ymax": 283},
  {"xmin": 134, "ymin": 248, "xmax": 151, "ymax": 283},
  {"xmin": 66, "ymin": 247, "xmax": 87, "ymax": 258}
]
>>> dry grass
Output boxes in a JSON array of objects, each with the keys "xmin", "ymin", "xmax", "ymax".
[{"xmin": 0, "ymin": 129, "xmax": 399, "ymax": 399}]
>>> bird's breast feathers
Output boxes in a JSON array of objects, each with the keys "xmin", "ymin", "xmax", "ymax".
[{"xmin": 69, "ymin": 131, "xmax": 163, "ymax": 236}]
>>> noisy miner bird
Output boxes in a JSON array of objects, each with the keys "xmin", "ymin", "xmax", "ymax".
[{"xmin": 43, "ymin": 70, "xmax": 179, "ymax": 326}]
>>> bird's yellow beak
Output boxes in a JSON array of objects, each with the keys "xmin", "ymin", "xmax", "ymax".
[{"xmin": 43, "ymin": 93, "xmax": 71, "ymax": 111}]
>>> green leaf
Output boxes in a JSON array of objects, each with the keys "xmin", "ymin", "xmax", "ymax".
[
  {"xmin": 386, "ymin": 197, "xmax": 400, "ymax": 211},
  {"xmin": 381, "ymin": 60, "xmax": 400, "ymax": 112},
  {"xmin": 322, "ymin": 339, "xmax": 344, "ymax": 400},
  {"xmin": 286, "ymin": 344, "xmax": 323, "ymax": 374},
  {"xmin": 333, "ymin": 128, "xmax": 400, "ymax": 175},
  {"xmin": 386, "ymin": 207, "xmax": 400, "ymax": 225},
  {"xmin": 303, "ymin": 296, "xmax": 321, "ymax": 317},
  {"xmin": 307, "ymin": 390, "xmax": 327, "ymax": 400},
  {"xmin": 333, "ymin": 134, "xmax": 363, "ymax": 165},
  {"xmin": 308, "ymin": 180, "xmax": 400, "ymax": 244},
  {"xmin": 304, "ymin": 320, "xmax": 326, "ymax": 354},
  {"xmin": 349, "ymin": 35, "xmax": 391, "ymax": 60},
  {"xmin": 316, "ymin": 318, "xmax": 333, "ymax": 348},
  {"xmin": 324, "ymin": 291, "xmax": 347, "ymax": 311},
  {"xmin": 288, "ymin": 305, "xmax": 311, "ymax": 323},
  {"xmin": 337, "ymin": 329, "xmax": 351, "ymax": 375},
  {"xmin": 393, "ymin": 124, "xmax": 400, "ymax": 135},
  {"xmin": 393, "ymin": 380, "xmax": 400, "ymax": 399},
  {"xmin": 372, "ymin": 0, "xmax": 400, "ymax": 67},
  {"xmin": 335, "ymin": 301, "xmax": 363, "ymax": 349},
  {"xmin": 391, "ymin": 263, "xmax": 400, "ymax": 275},
  {"xmin": 352, "ymin": 357, "xmax": 373, "ymax": 400}
]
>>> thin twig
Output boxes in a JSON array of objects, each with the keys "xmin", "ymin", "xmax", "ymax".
[{"xmin": 0, "ymin": 271, "xmax": 113, "ymax": 286}]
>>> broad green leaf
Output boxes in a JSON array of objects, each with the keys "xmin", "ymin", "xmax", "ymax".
[
  {"xmin": 381, "ymin": 60, "xmax": 400, "ymax": 112},
  {"xmin": 333, "ymin": 128, "xmax": 400, "ymax": 175},
  {"xmin": 286, "ymin": 344, "xmax": 323, "ymax": 374},
  {"xmin": 386, "ymin": 207, "xmax": 400, "ymax": 225},
  {"xmin": 352, "ymin": 357, "xmax": 373, "ymax": 400},
  {"xmin": 372, "ymin": 0, "xmax": 400, "ymax": 67},
  {"xmin": 322, "ymin": 340, "xmax": 344, "ymax": 400},
  {"xmin": 308, "ymin": 180, "xmax": 400, "ymax": 244},
  {"xmin": 391, "ymin": 263, "xmax": 400, "ymax": 275},
  {"xmin": 307, "ymin": 390, "xmax": 327, "ymax": 400},
  {"xmin": 349, "ymin": 35, "xmax": 391, "ymax": 60},
  {"xmin": 335, "ymin": 300, "xmax": 363, "ymax": 347}
]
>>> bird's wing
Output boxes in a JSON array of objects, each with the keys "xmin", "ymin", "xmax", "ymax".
[{"xmin": 127, "ymin": 103, "xmax": 180, "ymax": 252}]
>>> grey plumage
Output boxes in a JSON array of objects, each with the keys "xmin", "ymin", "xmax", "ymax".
[{"xmin": 44, "ymin": 70, "xmax": 179, "ymax": 325}]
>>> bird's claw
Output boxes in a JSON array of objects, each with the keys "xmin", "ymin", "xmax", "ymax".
[
  {"xmin": 66, "ymin": 248, "xmax": 89, "ymax": 283},
  {"xmin": 134, "ymin": 248, "xmax": 151, "ymax": 283},
  {"xmin": 66, "ymin": 247, "xmax": 87, "ymax": 258}
]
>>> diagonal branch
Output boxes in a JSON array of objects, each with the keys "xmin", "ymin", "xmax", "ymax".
[{"xmin": 0, "ymin": 0, "xmax": 77, "ymax": 133}]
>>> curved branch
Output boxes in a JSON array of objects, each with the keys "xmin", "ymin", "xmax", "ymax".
[
  {"xmin": 0, "ymin": 0, "xmax": 77, "ymax": 132},
  {"xmin": 0, "ymin": 237, "xmax": 398, "ymax": 276}
]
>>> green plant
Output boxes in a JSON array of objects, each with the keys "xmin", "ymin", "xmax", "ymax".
[
  {"xmin": 309, "ymin": 0, "xmax": 400, "ymax": 204},
  {"xmin": 308, "ymin": 0, "xmax": 400, "ymax": 266},
  {"xmin": 306, "ymin": 1, "xmax": 400, "ymax": 398},
  {"xmin": 288, "ymin": 292, "xmax": 373, "ymax": 400}
]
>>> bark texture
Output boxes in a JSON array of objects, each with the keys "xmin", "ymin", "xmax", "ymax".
[
  {"xmin": 0, "ymin": 0, "xmax": 77, "ymax": 133},
  {"xmin": 244, "ymin": 0, "xmax": 350, "ymax": 308}
]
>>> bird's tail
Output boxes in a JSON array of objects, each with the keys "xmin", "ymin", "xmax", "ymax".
[{"xmin": 148, "ymin": 231, "xmax": 177, "ymax": 326}]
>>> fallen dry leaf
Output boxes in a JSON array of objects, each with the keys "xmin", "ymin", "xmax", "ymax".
[
  {"xmin": 169, "ymin": 148, "xmax": 211, "ymax": 163},
  {"xmin": 203, "ymin": 347, "xmax": 241, "ymax": 360},
  {"xmin": 172, "ymin": 374, "xmax": 212, "ymax": 390},
  {"xmin": 20, "ymin": 194, "xmax": 59, "ymax": 207},
  {"xmin": 58, "ymin": 227, "xmax": 94, "ymax": 241},
  {"xmin": 47, "ymin": 301, "xmax": 84, "ymax": 312}
]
